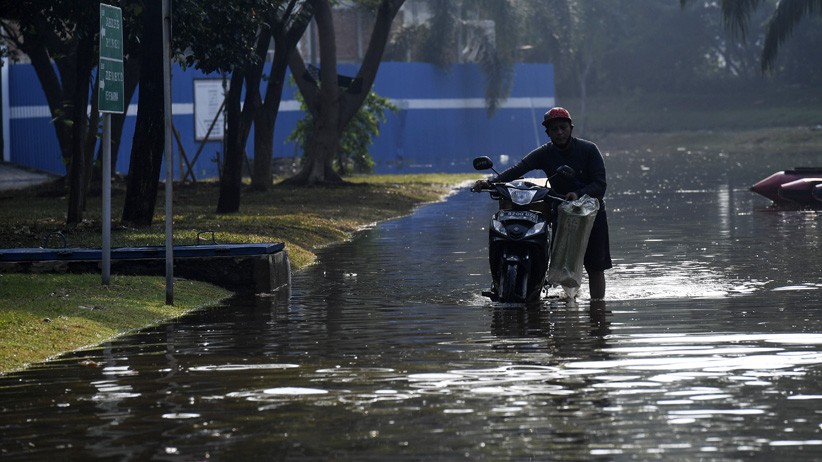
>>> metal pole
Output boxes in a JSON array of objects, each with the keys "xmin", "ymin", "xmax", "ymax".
[
  {"xmin": 162, "ymin": 0, "xmax": 174, "ymax": 305},
  {"xmin": 102, "ymin": 113, "xmax": 111, "ymax": 284},
  {"xmin": 1, "ymin": 48, "xmax": 9, "ymax": 162}
]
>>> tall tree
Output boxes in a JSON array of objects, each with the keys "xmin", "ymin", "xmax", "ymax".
[
  {"xmin": 215, "ymin": 40, "xmax": 264, "ymax": 214},
  {"xmin": 121, "ymin": 0, "xmax": 165, "ymax": 226},
  {"xmin": 285, "ymin": 0, "xmax": 405, "ymax": 185},
  {"xmin": 525, "ymin": 0, "xmax": 625, "ymax": 133},
  {"xmin": 681, "ymin": 0, "xmax": 822, "ymax": 71},
  {"xmin": 251, "ymin": 0, "xmax": 314, "ymax": 192},
  {"xmin": 2, "ymin": 1, "xmax": 143, "ymax": 225},
  {"xmin": 2, "ymin": 2, "xmax": 108, "ymax": 224},
  {"xmin": 172, "ymin": 0, "xmax": 311, "ymax": 213},
  {"xmin": 386, "ymin": 0, "xmax": 522, "ymax": 114}
]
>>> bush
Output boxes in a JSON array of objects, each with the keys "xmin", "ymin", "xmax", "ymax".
[{"xmin": 287, "ymin": 87, "xmax": 397, "ymax": 175}]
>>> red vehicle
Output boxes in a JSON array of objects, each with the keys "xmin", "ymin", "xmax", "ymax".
[{"xmin": 750, "ymin": 167, "xmax": 822, "ymax": 206}]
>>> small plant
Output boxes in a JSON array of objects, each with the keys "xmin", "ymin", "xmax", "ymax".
[{"xmin": 288, "ymin": 83, "xmax": 397, "ymax": 175}]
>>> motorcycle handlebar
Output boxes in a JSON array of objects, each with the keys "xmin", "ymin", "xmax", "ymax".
[{"xmin": 471, "ymin": 182, "xmax": 568, "ymax": 202}]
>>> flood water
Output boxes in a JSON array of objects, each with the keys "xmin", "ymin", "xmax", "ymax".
[{"xmin": 1, "ymin": 146, "xmax": 821, "ymax": 461}]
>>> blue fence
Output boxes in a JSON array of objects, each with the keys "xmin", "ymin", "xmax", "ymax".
[{"xmin": 5, "ymin": 62, "xmax": 554, "ymax": 177}]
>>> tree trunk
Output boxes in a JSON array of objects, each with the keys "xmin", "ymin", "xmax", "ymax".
[
  {"xmin": 216, "ymin": 71, "xmax": 248, "ymax": 214},
  {"xmin": 251, "ymin": 44, "xmax": 288, "ymax": 191},
  {"xmin": 284, "ymin": 0, "xmax": 340, "ymax": 185},
  {"xmin": 283, "ymin": 124, "xmax": 345, "ymax": 185},
  {"xmin": 82, "ymin": 70, "xmax": 101, "ymax": 198},
  {"xmin": 576, "ymin": 57, "xmax": 592, "ymax": 136},
  {"xmin": 66, "ymin": 33, "xmax": 95, "ymax": 225},
  {"xmin": 252, "ymin": 109, "xmax": 276, "ymax": 190},
  {"xmin": 121, "ymin": 1, "xmax": 165, "ymax": 227},
  {"xmin": 285, "ymin": 0, "xmax": 404, "ymax": 186},
  {"xmin": 216, "ymin": 27, "xmax": 272, "ymax": 212},
  {"xmin": 252, "ymin": 0, "xmax": 315, "ymax": 190}
]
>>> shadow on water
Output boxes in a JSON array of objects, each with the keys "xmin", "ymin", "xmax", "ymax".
[{"xmin": 1, "ymin": 149, "xmax": 821, "ymax": 460}]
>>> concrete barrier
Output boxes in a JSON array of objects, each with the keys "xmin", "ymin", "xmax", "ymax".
[{"xmin": 0, "ymin": 243, "xmax": 291, "ymax": 295}]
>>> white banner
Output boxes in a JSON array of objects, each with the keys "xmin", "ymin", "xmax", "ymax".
[{"xmin": 193, "ymin": 79, "xmax": 225, "ymax": 141}]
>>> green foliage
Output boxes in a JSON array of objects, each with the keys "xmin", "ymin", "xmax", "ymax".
[
  {"xmin": 288, "ymin": 86, "xmax": 397, "ymax": 175},
  {"xmin": 680, "ymin": 0, "xmax": 822, "ymax": 72},
  {"xmin": 171, "ymin": 0, "xmax": 283, "ymax": 73},
  {"xmin": 386, "ymin": 0, "xmax": 821, "ymax": 99},
  {"xmin": 385, "ymin": 0, "xmax": 520, "ymax": 114}
]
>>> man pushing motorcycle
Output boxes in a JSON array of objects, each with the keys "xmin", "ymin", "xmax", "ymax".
[{"xmin": 472, "ymin": 107, "xmax": 612, "ymax": 300}]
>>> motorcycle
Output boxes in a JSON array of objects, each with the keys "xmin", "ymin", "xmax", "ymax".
[{"xmin": 472, "ymin": 156, "xmax": 574, "ymax": 303}]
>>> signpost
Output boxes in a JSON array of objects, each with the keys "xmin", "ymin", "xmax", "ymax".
[
  {"xmin": 99, "ymin": 4, "xmax": 124, "ymax": 285},
  {"xmin": 99, "ymin": 4, "xmax": 124, "ymax": 114}
]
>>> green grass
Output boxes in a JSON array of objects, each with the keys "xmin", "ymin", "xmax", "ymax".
[
  {"xmin": 0, "ymin": 273, "xmax": 231, "ymax": 372},
  {"xmin": 0, "ymin": 173, "xmax": 480, "ymax": 373},
  {"xmin": 0, "ymin": 174, "xmax": 480, "ymax": 268}
]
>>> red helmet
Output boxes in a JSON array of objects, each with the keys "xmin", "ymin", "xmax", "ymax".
[{"xmin": 542, "ymin": 107, "xmax": 572, "ymax": 127}]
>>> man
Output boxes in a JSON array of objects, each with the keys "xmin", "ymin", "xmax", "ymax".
[{"xmin": 472, "ymin": 107, "xmax": 612, "ymax": 300}]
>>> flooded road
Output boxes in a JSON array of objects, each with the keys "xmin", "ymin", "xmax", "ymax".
[{"xmin": 1, "ymin": 148, "xmax": 821, "ymax": 460}]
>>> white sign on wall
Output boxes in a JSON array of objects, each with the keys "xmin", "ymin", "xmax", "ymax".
[{"xmin": 193, "ymin": 79, "xmax": 226, "ymax": 141}]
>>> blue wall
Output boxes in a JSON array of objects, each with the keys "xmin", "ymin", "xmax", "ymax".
[{"xmin": 6, "ymin": 62, "xmax": 554, "ymax": 177}]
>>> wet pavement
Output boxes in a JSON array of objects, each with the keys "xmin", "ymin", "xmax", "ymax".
[
  {"xmin": 0, "ymin": 162, "xmax": 59, "ymax": 192},
  {"xmin": 1, "ymin": 147, "xmax": 821, "ymax": 460}
]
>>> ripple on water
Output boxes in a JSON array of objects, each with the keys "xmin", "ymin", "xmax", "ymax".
[
  {"xmin": 566, "ymin": 333, "xmax": 822, "ymax": 375},
  {"xmin": 262, "ymin": 387, "xmax": 328, "ymax": 395},
  {"xmin": 771, "ymin": 284, "xmax": 820, "ymax": 292},
  {"xmin": 161, "ymin": 413, "xmax": 201, "ymax": 419},
  {"xmin": 203, "ymin": 332, "xmax": 741, "ymax": 448},
  {"xmin": 188, "ymin": 363, "xmax": 300, "ymax": 372},
  {"xmin": 605, "ymin": 261, "xmax": 763, "ymax": 301}
]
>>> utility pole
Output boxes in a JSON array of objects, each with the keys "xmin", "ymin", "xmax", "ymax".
[{"xmin": 162, "ymin": 0, "xmax": 174, "ymax": 305}]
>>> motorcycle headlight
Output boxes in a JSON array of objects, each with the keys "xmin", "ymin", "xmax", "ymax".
[
  {"xmin": 508, "ymin": 188, "xmax": 537, "ymax": 205},
  {"xmin": 491, "ymin": 219, "xmax": 507, "ymax": 235},
  {"xmin": 524, "ymin": 221, "xmax": 546, "ymax": 237}
]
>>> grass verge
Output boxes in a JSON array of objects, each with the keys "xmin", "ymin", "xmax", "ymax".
[
  {"xmin": 0, "ymin": 173, "xmax": 480, "ymax": 373},
  {"xmin": 0, "ymin": 274, "xmax": 231, "ymax": 372}
]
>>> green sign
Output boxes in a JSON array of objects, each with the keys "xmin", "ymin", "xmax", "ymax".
[{"xmin": 99, "ymin": 4, "xmax": 124, "ymax": 113}]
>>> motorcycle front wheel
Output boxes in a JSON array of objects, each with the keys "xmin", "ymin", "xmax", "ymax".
[{"xmin": 499, "ymin": 264, "xmax": 519, "ymax": 303}]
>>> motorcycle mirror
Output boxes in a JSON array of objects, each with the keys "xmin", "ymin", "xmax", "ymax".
[{"xmin": 473, "ymin": 156, "xmax": 494, "ymax": 171}]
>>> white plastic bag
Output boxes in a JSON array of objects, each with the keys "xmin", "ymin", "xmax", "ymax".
[{"xmin": 546, "ymin": 195, "xmax": 600, "ymax": 294}]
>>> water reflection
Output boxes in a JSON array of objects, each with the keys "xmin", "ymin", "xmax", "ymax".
[{"xmin": 1, "ymin": 149, "xmax": 821, "ymax": 460}]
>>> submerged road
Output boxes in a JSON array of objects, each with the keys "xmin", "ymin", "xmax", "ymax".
[{"xmin": 1, "ymin": 148, "xmax": 821, "ymax": 460}]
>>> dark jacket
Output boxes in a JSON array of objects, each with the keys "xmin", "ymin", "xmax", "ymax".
[{"xmin": 494, "ymin": 137, "xmax": 607, "ymax": 201}]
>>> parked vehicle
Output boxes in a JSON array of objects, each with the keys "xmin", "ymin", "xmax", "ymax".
[
  {"xmin": 471, "ymin": 156, "xmax": 572, "ymax": 303},
  {"xmin": 750, "ymin": 167, "xmax": 822, "ymax": 207}
]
